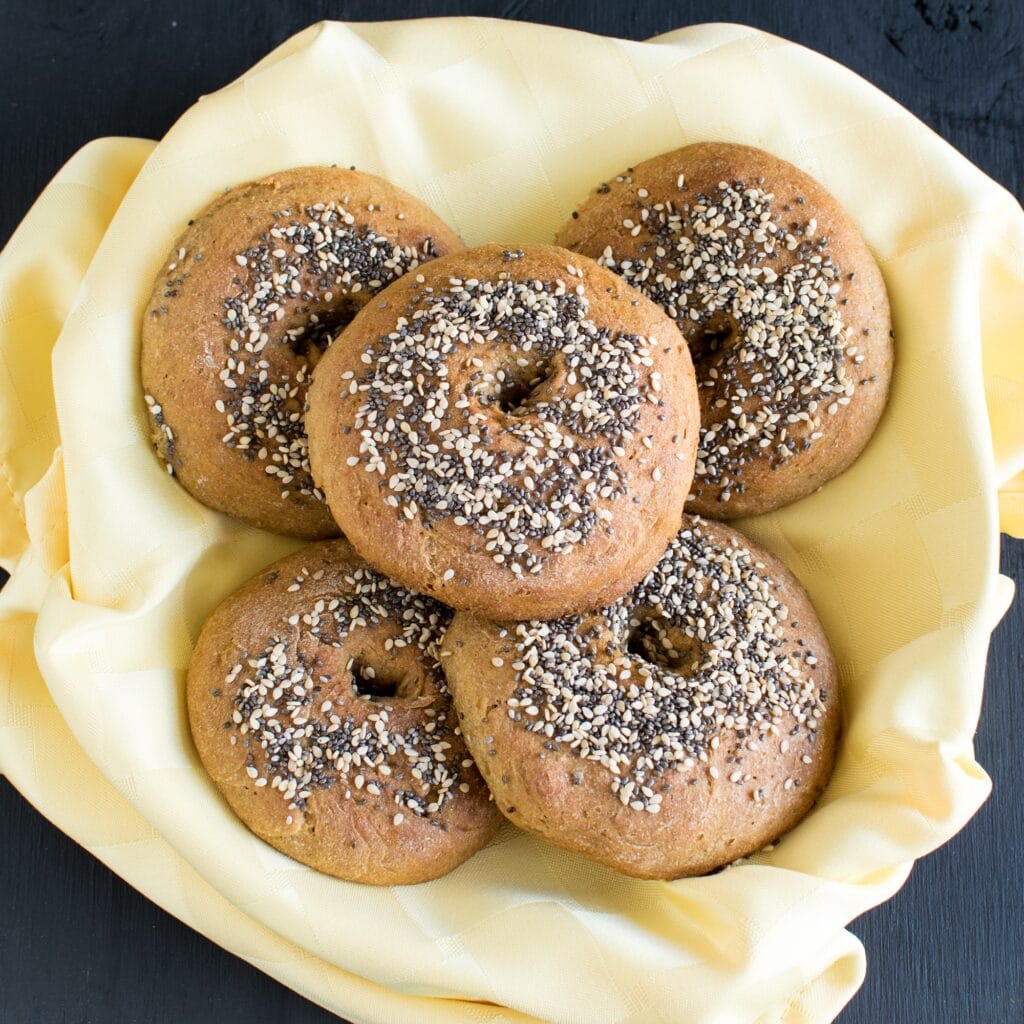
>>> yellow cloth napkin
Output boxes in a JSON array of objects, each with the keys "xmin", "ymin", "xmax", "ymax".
[{"xmin": 2, "ymin": 19, "xmax": 1023, "ymax": 1024}]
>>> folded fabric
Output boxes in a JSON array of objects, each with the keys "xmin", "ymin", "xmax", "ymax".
[{"xmin": 1, "ymin": 19, "xmax": 1022, "ymax": 1024}]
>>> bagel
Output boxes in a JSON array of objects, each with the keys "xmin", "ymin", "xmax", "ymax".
[
  {"xmin": 556, "ymin": 142, "xmax": 893, "ymax": 518},
  {"xmin": 142, "ymin": 166, "xmax": 461, "ymax": 537},
  {"xmin": 187, "ymin": 539, "xmax": 500, "ymax": 885},
  {"xmin": 307, "ymin": 243, "xmax": 700, "ymax": 620},
  {"xmin": 443, "ymin": 515, "xmax": 839, "ymax": 879}
]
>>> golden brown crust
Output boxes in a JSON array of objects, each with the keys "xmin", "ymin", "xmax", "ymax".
[
  {"xmin": 443, "ymin": 516, "xmax": 839, "ymax": 879},
  {"xmin": 556, "ymin": 143, "xmax": 893, "ymax": 519},
  {"xmin": 142, "ymin": 166, "xmax": 462, "ymax": 539},
  {"xmin": 307, "ymin": 243, "xmax": 700, "ymax": 620},
  {"xmin": 187, "ymin": 539, "xmax": 499, "ymax": 885}
]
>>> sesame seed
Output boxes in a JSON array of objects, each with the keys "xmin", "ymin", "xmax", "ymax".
[
  {"xmin": 202, "ymin": 200, "xmax": 437, "ymax": 505},
  {"xmin": 341, "ymin": 272, "xmax": 667, "ymax": 576}
]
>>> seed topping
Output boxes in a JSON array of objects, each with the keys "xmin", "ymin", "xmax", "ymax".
[
  {"xmin": 597, "ymin": 178, "xmax": 862, "ymax": 504},
  {"xmin": 508, "ymin": 519, "xmax": 825, "ymax": 811},
  {"xmin": 225, "ymin": 564, "xmax": 462, "ymax": 822},
  {"xmin": 215, "ymin": 201, "xmax": 435, "ymax": 502},
  {"xmin": 346, "ymin": 273, "xmax": 662, "ymax": 575}
]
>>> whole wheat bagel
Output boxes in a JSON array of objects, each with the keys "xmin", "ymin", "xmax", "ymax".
[
  {"xmin": 443, "ymin": 516, "xmax": 839, "ymax": 879},
  {"xmin": 187, "ymin": 539, "xmax": 500, "ymax": 885},
  {"xmin": 142, "ymin": 166, "xmax": 461, "ymax": 537},
  {"xmin": 556, "ymin": 142, "xmax": 893, "ymax": 519},
  {"xmin": 307, "ymin": 243, "xmax": 700, "ymax": 620}
]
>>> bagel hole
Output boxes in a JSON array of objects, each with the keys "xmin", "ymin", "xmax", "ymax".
[
  {"xmin": 349, "ymin": 657, "xmax": 420, "ymax": 702},
  {"xmin": 688, "ymin": 313, "xmax": 737, "ymax": 364},
  {"xmin": 480, "ymin": 358, "xmax": 552, "ymax": 416},
  {"xmin": 497, "ymin": 376, "xmax": 541, "ymax": 414},
  {"xmin": 627, "ymin": 613, "xmax": 703, "ymax": 673},
  {"xmin": 292, "ymin": 302, "xmax": 360, "ymax": 360}
]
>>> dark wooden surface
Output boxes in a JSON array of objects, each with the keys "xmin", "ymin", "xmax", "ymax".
[{"xmin": 1, "ymin": 2, "xmax": 1021, "ymax": 1022}]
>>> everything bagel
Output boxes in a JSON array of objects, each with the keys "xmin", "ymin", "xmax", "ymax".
[
  {"xmin": 443, "ymin": 516, "xmax": 839, "ymax": 879},
  {"xmin": 187, "ymin": 540, "xmax": 500, "ymax": 885}
]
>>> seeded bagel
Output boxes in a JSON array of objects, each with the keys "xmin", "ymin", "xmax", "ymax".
[
  {"xmin": 142, "ymin": 166, "xmax": 462, "ymax": 538},
  {"xmin": 187, "ymin": 540, "xmax": 500, "ymax": 885},
  {"xmin": 556, "ymin": 143, "xmax": 893, "ymax": 519},
  {"xmin": 443, "ymin": 516, "xmax": 839, "ymax": 880},
  {"xmin": 307, "ymin": 243, "xmax": 700, "ymax": 620}
]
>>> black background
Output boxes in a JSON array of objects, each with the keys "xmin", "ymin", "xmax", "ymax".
[{"xmin": 1, "ymin": 2, "xmax": 1022, "ymax": 1022}]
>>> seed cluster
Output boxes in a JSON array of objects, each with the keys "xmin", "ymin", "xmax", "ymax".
[
  {"xmin": 216, "ymin": 201, "xmax": 435, "ymax": 502},
  {"xmin": 508, "ymin": 520, "xmax": 824, "ymax": 812},
  {"xmin": 144, "ymin": 393, "xmax": 175, "ymax": 475},
  {"xmin": 348, "ymin": 271, "xmax": 660, "ymax": 576},
  {"xmin": 225, "ymin": 565, "xmax": 467, "ymax": 822},
  {"xmin": 598, "ymin": 178, "xmax": 864, "ymax": 503}
]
